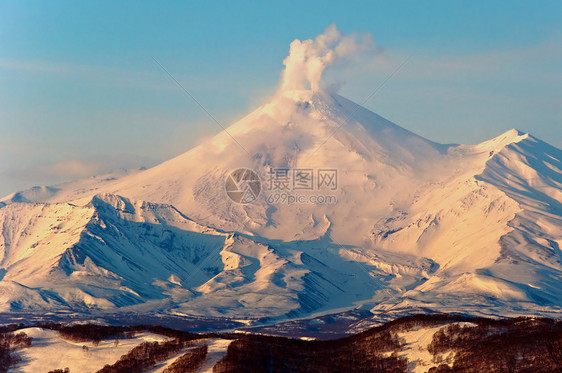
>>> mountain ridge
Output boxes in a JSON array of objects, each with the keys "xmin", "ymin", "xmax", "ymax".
[{"xmin": 0, "ymin": 89, "xmax": 561, "ymax": 327}]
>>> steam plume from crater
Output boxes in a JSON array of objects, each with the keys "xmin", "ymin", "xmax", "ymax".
[{"xmin": 280, "ymin": 24, "xmax": 376, "ymax": 92}]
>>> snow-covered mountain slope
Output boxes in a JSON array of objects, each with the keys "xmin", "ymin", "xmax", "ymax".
[
  {"xmin": 0, "ymin": 193, "xmax": 225, "ymax": 311},
  {"xmin": 364, "ymin": 130, "xmax": 562, "ymax": 317},
  {"xmin": 0, "ymin": 193, "xmax": 437, "ymax": 319},
  {"xmin": 0, "ymin": 87, "xmax": 561, "ymax": 322},
  {"xmin": 13, "ymin": 328, "xmax": 169, "ymax": 373},
  {"xmin": 1, "ymin": 91, "xmax": 448, "ymax": 244}
]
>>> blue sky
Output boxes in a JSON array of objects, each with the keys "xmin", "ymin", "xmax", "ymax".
[{"xmin": 1, "ymin": 1, "xmax": 561, "ymax": 196}]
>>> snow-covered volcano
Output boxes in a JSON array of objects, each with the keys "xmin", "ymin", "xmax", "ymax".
[
  {"xmin": 1, "ymin": 87, "xmax": 560, "ymax": 322},
  {"xmin": 8, "ymin": 90, "xmax": 447, "ymax": 242},
  {"xmin": 1, "ymin": 27, "xmax": 561, "ymax": 323}
]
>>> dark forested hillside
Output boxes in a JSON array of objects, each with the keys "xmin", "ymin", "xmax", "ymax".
[
  {"xmin": 214, "ymin": 314, "xmax": 562, "ymax": 373},
  {"xmin": 3, "ymin": 314, "xmax": 562, "ymax": 372}
]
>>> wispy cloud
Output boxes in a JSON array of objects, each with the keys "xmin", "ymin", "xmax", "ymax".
[
  {"xmin": 384, "ymin": 41, "xmax": 561, "ymax": 80},
  {"xmin": 0, "ymin": 58, "xmax": 177, "ymax": 91},
  {"xmin": 0, "ymin": 154, "xmax": 159, "ymax": 197},
  {"xmin": 0, "ymin": 59, "xmax": 73, "ymax": 74},
  {"xmin": 0, "ymin": 57, "xmax": 273, "ymax": 95},
  {"xmin": 333, "ymin": 39, "xmax": 562, "ymax": 147}
]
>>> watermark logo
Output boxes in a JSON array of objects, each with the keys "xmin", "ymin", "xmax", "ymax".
[
  {"xmin": 225, "ymin": 167, "xmax": 338, "ymax": 205},
  {"xmin": 265, "ymin": 168, "xmax": 338, "ymax": 191},
  {"xmin": 225, "ymin": 168, "xmax": 261, "ymax": 204}
]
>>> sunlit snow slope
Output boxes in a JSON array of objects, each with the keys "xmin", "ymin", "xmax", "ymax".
[{"xmin": 1, "ymin": 90, "xmax": 561, "ymax": 322}]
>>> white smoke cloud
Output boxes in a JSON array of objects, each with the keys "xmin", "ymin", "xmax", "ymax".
[{"xmin": 280, "ymin": 24, "xmax": 376, "ymax": 92}]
